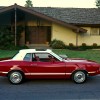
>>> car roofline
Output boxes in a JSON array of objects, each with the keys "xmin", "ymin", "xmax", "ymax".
[{"xmin": 19, "ymin": 49, "xmax": 52, "ymax": 53}]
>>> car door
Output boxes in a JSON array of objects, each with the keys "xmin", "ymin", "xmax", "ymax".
[{"xmin": 29, "ymin": 53, "xmax": 66, "ymax": 79}]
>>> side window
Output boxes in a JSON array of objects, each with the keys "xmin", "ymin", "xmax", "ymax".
[
  {"xmin": 23, "ymin": 53, "xmax": 32, "ymax": 61},
  {"xmin": 35, "ymin": 53, "xmax": 49, "ymax": 62},
  {"xmin": 34, "ymin": 53, "xmax": 59, "ymax": 62}
]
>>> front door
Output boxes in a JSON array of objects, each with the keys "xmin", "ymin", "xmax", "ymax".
[{"xmin": 24, "ymin": 53, "xmax": 66, "ymax": 79}]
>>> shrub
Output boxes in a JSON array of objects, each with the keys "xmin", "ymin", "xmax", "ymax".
[
  {"xmin": 49, "ymin": 39, "xmax": 57, "ymax": 47},
  {"xmin": 14, "ymin": 45, "xmax": 29, "ymax": 50},
  {"xmin": 50, "ymin": 39, "xmax": 66, "ymax": 49},
  {"xmin": 93, "ymin": 43, "xmax": 97, "ymax": 47},
  {"xmin": 69, "ymin": 43, "xmax": 74, "ymax": 47},
  {"xmin": 67, "ymin": 43, "xmax": 77, "ymax": 50},
  {"xmin": 0, "ymin": 45, "xmax": 29, "ymax": 50},
  {"xmin": 66, "ymin": 43, "xmax": 76, "ymax": 50},
  {"xmin": 82, "ymin": 43, "xmax": 87, "ymax": 46}
]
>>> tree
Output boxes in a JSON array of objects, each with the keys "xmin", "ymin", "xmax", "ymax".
[
  {"xmin": 25, "ymin": 0, "xmax": 33, "ymax": 7},
  {"xmin": 0, "ymin": 26, "xmax": 14, "ymax": 49},
  {"xmin": 96, "ymin": 0, "xmax": 100, "ymax": 8}
]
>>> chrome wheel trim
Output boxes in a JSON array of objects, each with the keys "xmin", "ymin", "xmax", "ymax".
[
  {"xmin": 10, "ymin": 72, "xmax": 22, "ymax": 84},
  {"xmin": 74, "ymin": 71, "xmax": 86, "ymax": 83}
]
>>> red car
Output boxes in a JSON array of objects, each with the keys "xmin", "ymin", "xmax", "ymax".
[{"xmin": 0, "ymin": 49, "xmax": 100, "ymax": 84}]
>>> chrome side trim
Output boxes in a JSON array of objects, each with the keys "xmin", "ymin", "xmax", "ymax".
[
  {"xmin": 88, "ymin": 71, "xmax": 96, "ymax": 74},
  {"xmin": 0, "ymin": 72, "xmax": 71, "ymax": 75},
  {"xmin": 25, "ymin": 73, "xmax": 71, "ymax": 75},
  {"xmin": 65, "ymin": 73, "xmax": 72, "ymax": 75},
  {"xmin": 0, "ymin": 72, "xmax": 8, "ymax": 74}
]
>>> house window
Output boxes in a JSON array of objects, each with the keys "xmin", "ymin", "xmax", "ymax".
[{"xmin": 90, "ymin": 28, "xmax": 100, "ymax": 35}]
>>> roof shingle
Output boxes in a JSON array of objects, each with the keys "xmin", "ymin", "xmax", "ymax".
[
  {"xmin": 0, "ymin": 6, "xmax": 100, "ymax": 25},
  {"xmin": 32, "ymin": 7, "xmax": 100, "ymax": 25}
]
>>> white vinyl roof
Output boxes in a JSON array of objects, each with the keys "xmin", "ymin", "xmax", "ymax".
[{"xmin": 19, "ymin": 49, "xmax": 52, "ymax": 53}]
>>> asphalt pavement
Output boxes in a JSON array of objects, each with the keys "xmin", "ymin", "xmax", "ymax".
[{"xmin": 0, "ymin": 75, "xmax": 100, "ymax": 100}]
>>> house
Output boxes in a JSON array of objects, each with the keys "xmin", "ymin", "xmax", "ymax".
[{"xmin": 0, "ymin": 4, "xmax": 100, "ymax": 47}]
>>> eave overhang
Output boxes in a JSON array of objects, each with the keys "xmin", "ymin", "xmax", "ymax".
[{"xmin": 0, "ymin": 4, "xmax": 87, "ymax": 33}]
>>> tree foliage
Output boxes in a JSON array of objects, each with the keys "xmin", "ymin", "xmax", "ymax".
[
  {"xmin": 96, "ymin": 0, "xmax": 100, "ymax": 8},
  {"xmin": 0, "ymin": 26, "xmax": 14, "ymax": 49},
  {"xmin": 25, "ymin": 0, "xmax": 33, "ymax": 7}
]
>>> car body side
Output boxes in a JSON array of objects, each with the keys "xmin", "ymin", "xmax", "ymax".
[{"xmin": 0, "ymin": 60, "xmax": 100, "ymax": 79}]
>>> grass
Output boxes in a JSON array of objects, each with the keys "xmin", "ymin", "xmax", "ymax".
[
  {"xmin": 53, "ymin": 49, "xmax": 100, "ymax": 63},
  {"xmin": 0, "ymin": 50, "xmax": 18, "ymax": 58},
  {"xmin": 0, "ymin": 49, "xmax": 100, "ymax": 63}
]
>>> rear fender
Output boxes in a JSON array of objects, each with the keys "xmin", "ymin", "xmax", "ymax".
[
  {"xmin": 8, "ymin": 65, "xmax": 25, "ymax": 76},
  {"xmin": 10, "ymin": 65, "xmax": 22, "ymax": 71}
]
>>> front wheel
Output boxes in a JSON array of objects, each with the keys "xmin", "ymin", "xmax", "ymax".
[
  {"xmin": 72, "ymin": 71, "xmax": 87, "ymax": 84},
  {"xmin": 8, "ymin": 71, "xmax": 24, "ymax": 85}
]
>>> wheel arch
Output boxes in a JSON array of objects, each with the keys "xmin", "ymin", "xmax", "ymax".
[
  {"xmin": 71, "ymin": 69, "xmax": 88, "ymax": 77},
  {"xmin": 7, "ymin": 70, "xmax": 25, "ymax": 78}
]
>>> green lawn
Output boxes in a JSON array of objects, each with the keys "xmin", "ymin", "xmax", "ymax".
[
  {"xmin": 53, "ymin": 49, "xmax": 100, "ymax": 63},
  {"xmin": 0, "ymin": 49, "xmax": 100, "ymax": 63},
  {"xmin": 0, "ymin": 50, "xmax": 18, "ymax": 58}
]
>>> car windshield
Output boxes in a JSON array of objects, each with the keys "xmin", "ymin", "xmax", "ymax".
[
  {"xmin": 50, "ymin": 51, "xmax": 63, "ymax": 61},
  {"xmin": 59, "ymin": 55, "xmax": 68, "ymax": 59}
]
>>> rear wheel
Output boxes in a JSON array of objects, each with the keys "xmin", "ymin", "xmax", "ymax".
[
  {"xmin": 72, "ymin": 71, "xmax": 87, "ymax": 84},
  {"xmin": 8, "ymin": 71, "xmax": 24, "ymax": 84}
]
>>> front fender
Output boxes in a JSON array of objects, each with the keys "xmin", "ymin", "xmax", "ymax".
[{"xmin": 68, "ymin": 63, "xmax": 87, "ymax": 74}]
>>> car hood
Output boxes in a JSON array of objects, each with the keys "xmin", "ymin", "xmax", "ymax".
[{"xmin": 64, "ymin": 58, "xmax": 98, "ymax": 64}]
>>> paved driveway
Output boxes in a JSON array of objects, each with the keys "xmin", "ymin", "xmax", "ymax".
[{"xmin": 0, "ymin": 76, "xmax": 100, "ymax": 100}]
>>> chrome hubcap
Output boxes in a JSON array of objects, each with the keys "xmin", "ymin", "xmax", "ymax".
[
  {"xmin": 74, "ymin": 71, "xmax": 86, "ymax": 83},
  {"xmin": 10, "ymin": 72, "xmax": 22, "ymax": 84}
]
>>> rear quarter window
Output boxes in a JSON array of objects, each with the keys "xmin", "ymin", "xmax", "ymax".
[{"xmin": 23, "ymin": 53, "xmax": 32, "ymax": 61}]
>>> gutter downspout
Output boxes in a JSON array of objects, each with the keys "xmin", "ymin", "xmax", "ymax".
[
  {"xmin": 15, "ymin": 6, "xmax": 17, "ymax": 46},
  {"xmin": 76, "ymin": 29, "xmax": 79, "ymax": 47}
]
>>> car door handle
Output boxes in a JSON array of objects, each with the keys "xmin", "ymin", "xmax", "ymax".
[{"xmin": 30, "ymin": 64, "xmax": 37, "ymax": 66}]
